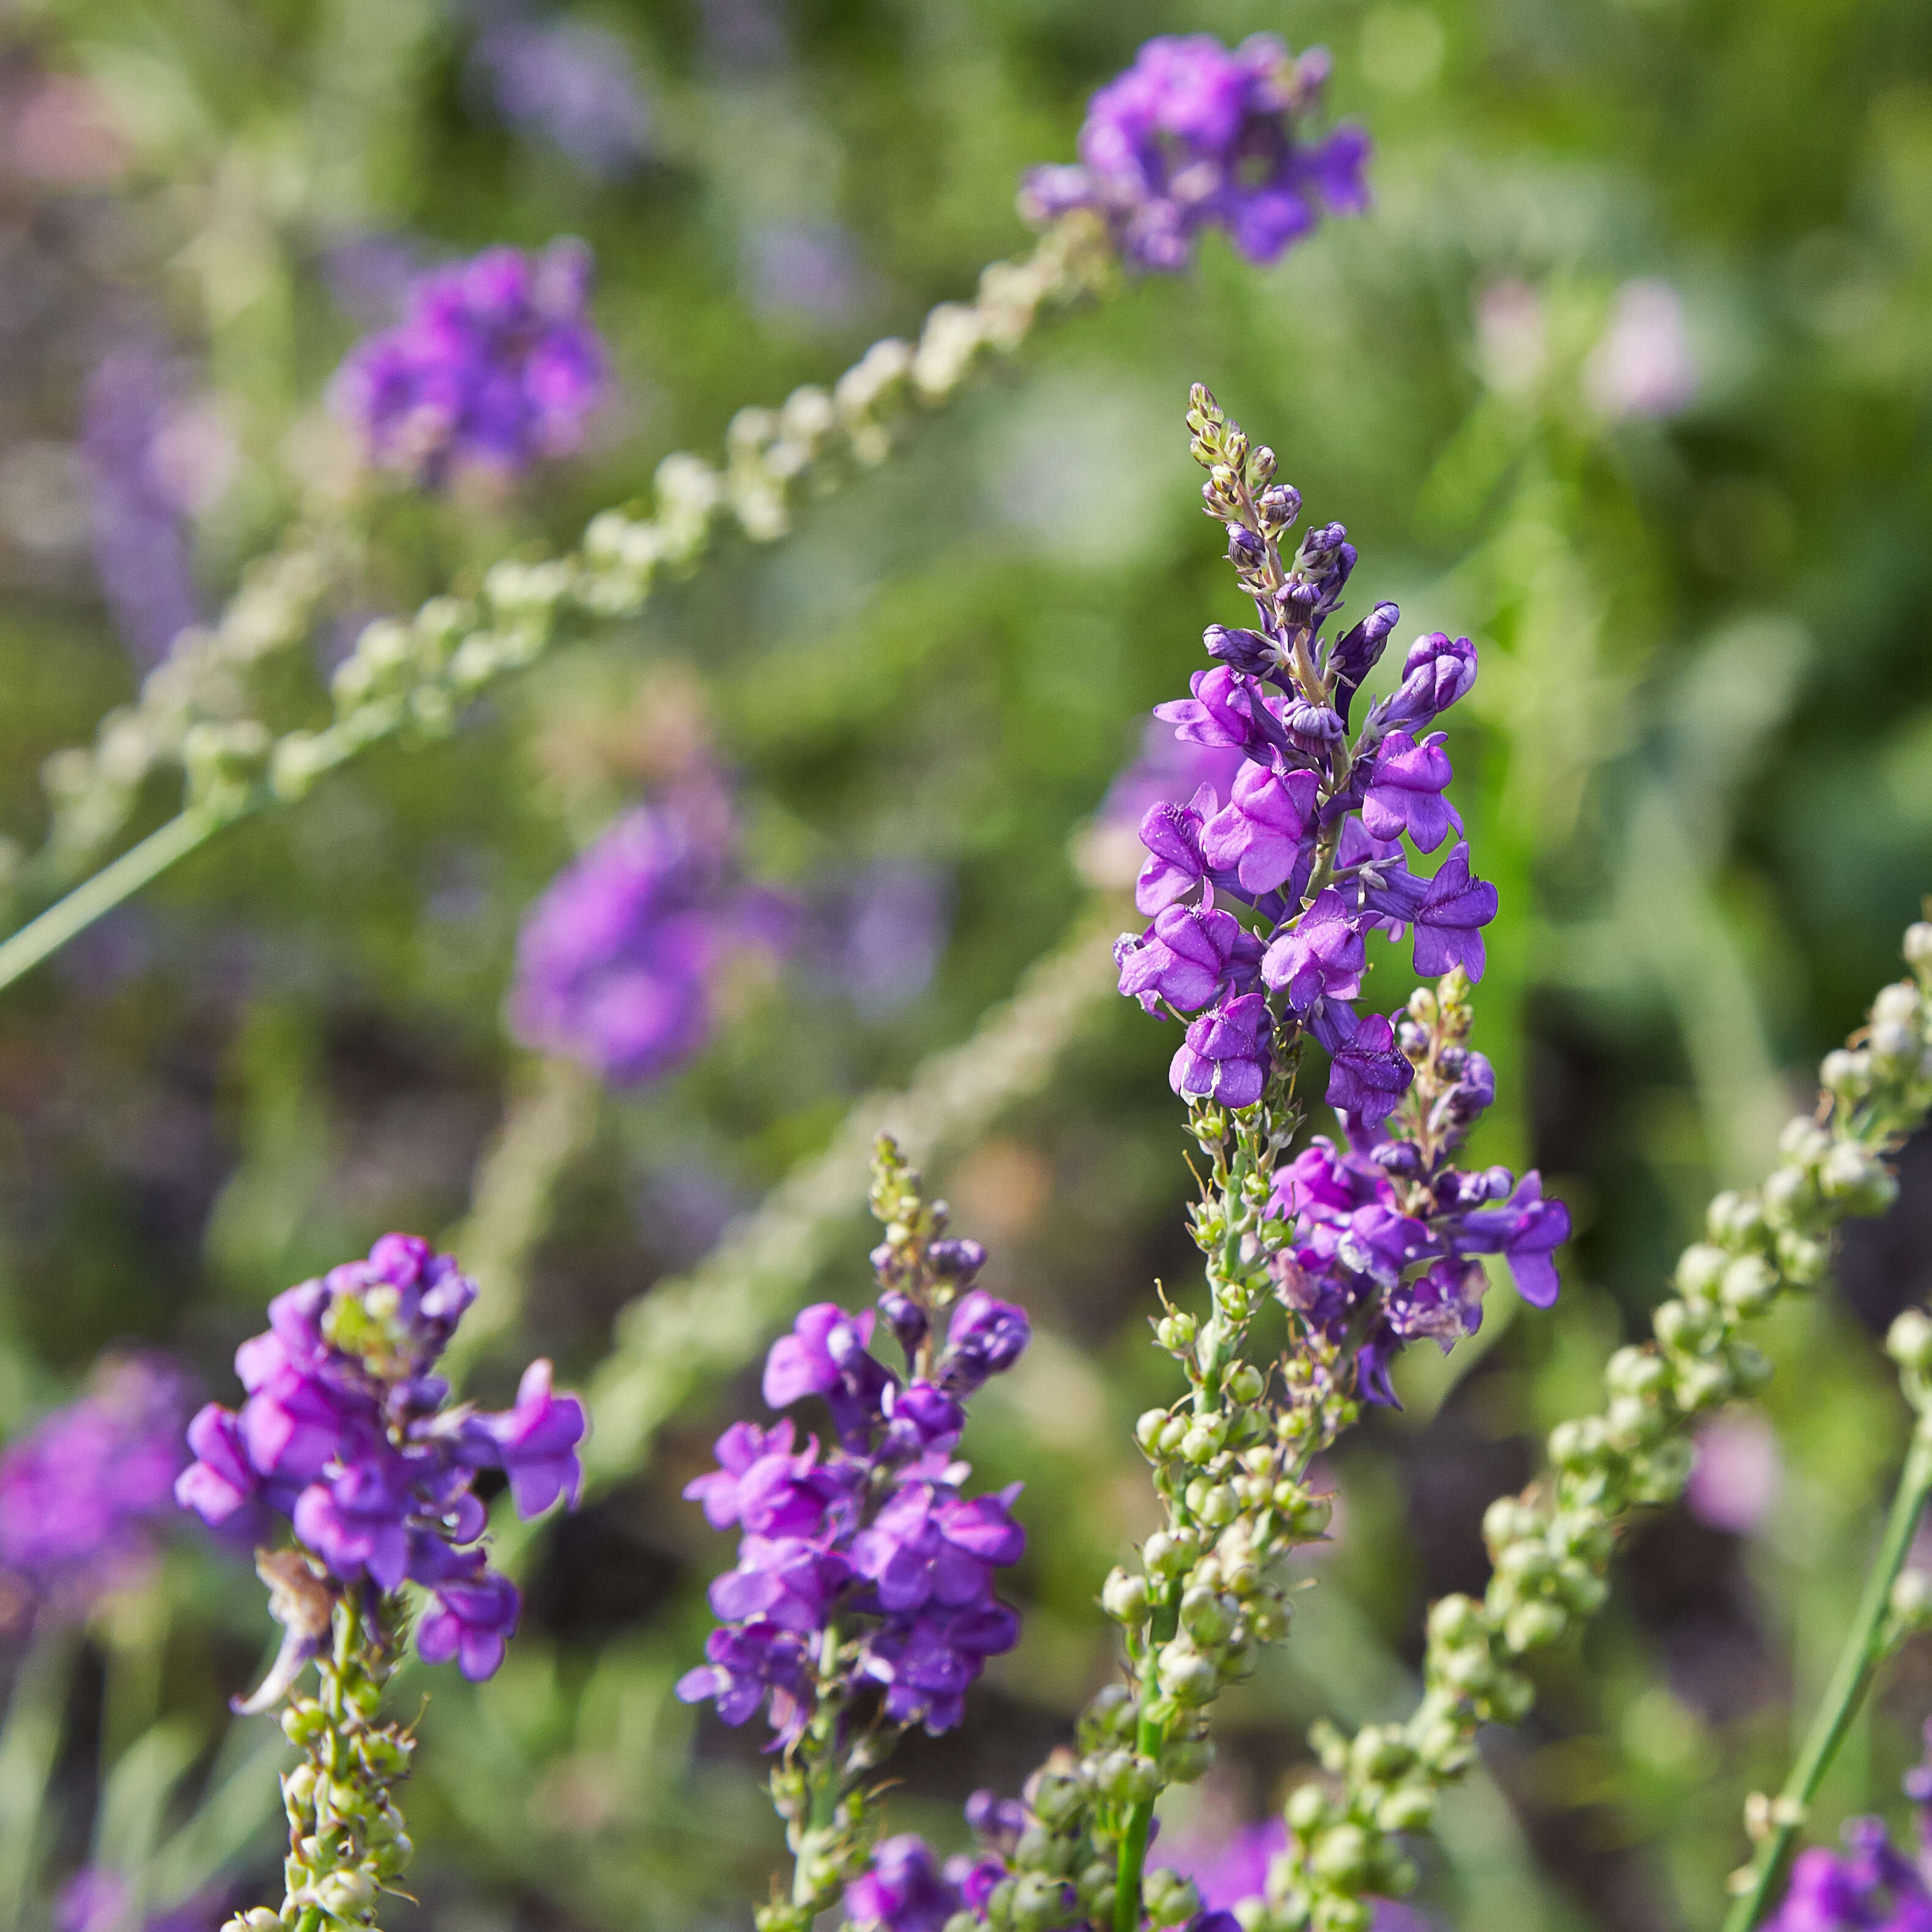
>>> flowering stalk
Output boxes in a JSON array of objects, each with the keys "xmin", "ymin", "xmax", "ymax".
[
  {"xmin": 1256, "ymin": 923, "xmax": 1932, "ymax": 1932},
  {"xmin": 0, "ymin": 214, "xmax": 1111, "ymax": 997},
  {"xmin": 173, "ymin": 1235, "xmax": 587, "ymax": 1930},
  {"xmin": 677, "ymin": 1137, "xmax": 1031, "ymax": 1930},
  {"xmin": 1723, "ymin": 1312, "xmax": 1932, "ymax": 1931},
  {"xmin": 822, "ymin": 383, "xmax": 1564, "ymax": 1932}
]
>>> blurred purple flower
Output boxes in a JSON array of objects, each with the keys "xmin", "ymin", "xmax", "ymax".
[
  {"xmin": 743, "ymin": 223, "xmax": 869, "ymax": 325},
  {"xmin": 1166, "ymin": 1816, "xmax": 1435, "ymax": 1925},
  {"xmin": 1022, "ymin": 34, "xmax": 1369, "ymax": 272},
  {"xmin": 1685, "ymin": 1411, "xmax": 1782, "ymax": 1536},
  {"xmin": 0, "ymin": 1353, "xmax": 193, "ymax": 1627},
  {"xmin": 804, "ymin": 864, "xmax": 952, "ymax": 1016},
  {"xmin": 321, "ymin": 234, "xmax": 425, "ymax": 328},
  {"xmin": 81, "ymin": 342, "xmax": 218, "ymax": 664},
  {"xmin": 56, "ymin": 1871, "xmax": 231, "ymax": 1932},
  {"xmin": 468, "ymin": 14, "xmax": 650, "ymax": 177},
  {"xmin": 332, "ymin": 240, "xmax": 608, "ymax": 485},
  {"xmin": 509, "ymin": 778, "xmax": 795, "ymax": 1085},
  {"xmin": 1585, "ymin": 280, "xmax": 1697, "ymax": 421}
]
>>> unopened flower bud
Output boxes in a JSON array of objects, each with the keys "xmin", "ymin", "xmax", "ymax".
[
  {"xmin": 1820, "ymin": 1142, "xmax": 1898, "ymax": 1213},
  {"xmin": 1142, "ymin": 1868, "xmax": 1200, "ymax": 1928},
  {"xmin": 1904, "ymin": 926, "xmax": 1932, "ymax": 970},
  {"xmin": 1102, "ymin": 1569, "xmax": 1151, "ymax": 1627},
  {"xmin": 1889, "ymin": 1309, "xmax": 1932, "ymax": 1375}
]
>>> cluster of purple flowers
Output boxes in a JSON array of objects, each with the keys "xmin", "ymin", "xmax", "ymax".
[
  {"xmin": 1115, "ymin": 521, "xmax": 1486, "ymax": 1114},
  {"xmin": 677, "ymin": 1246, "xmax": 1031, "ymax": 1741},
  {"xmin": 844, "ymin": 1798, "xmax": 1022, "ymax": 1932},
  {"xmin": 1113, "ymin": 447, "xmax": 1567, "ymax": 1400},
  {"xmin": 508, "ymin": 777, "xmax": 793, "ymax": 1085},
  {"xmin": 1022, "ymin": 34, "xmax": 1369, "ymax": 271},
  {"xmin": 174, "ymin": 1233, "xmax": 585, "ymax": 1681},
  {"xmin": 0, "ymin": 1352, "xmax": 191, "ymax": 1627},
  {"xmin": 332, "ymin": 240, "xmax": 607, "ymax": 485},
  {"xmin": 1766, "ymin": 1736, "xmax": 1932, "ymax": 1930}
]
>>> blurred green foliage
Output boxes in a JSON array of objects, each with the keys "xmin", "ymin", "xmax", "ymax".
[{"xmin": 1, "ymin": 0, "xmax": 1931, "ymax": 1927}]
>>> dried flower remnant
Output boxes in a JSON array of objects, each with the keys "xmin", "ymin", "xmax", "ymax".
[
  {"xmin": 1022, "ymin": 35, "xmax": 1369, "ymax": 271},
  {"xmin": 332, "ymin": 240, "xmax": 608, "ymax": 485},
  {"xmin": 0, "ymin": 1351, "xmax": 192, "ymax": 1628}
]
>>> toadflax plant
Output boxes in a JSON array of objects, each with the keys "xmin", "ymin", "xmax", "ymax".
[
  {"xmin": 682, "ymin": 384, "xmax": 1569, "ymax": 1932},
  {"xmin": 173, "ymin": 1235, "xmax": 587, "ymax": 1928}
]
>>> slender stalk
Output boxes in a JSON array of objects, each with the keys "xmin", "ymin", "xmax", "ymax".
[
  {"xmin": 1722, "ymin": 1424, "xmax": 1932, "ymax": 1931},
  {"xmin": 1113, "ymin": 1593, "xmax": 1180, "ymax": 1932},
  {"xmin": 0, "ymin": 806, "xmax": 229, "ymax": 994},
  {"xmin": 0, "ymin": 1627, "xmax": 78, "ymax": 1923}
]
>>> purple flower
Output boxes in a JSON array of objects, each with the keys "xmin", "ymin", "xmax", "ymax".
[
  {"xmin": 1378, "ymin": 633, "xmax": 1477, "ymax": 733},
  {"xmin": 1261, "ymin": 888, "xmax": 1365, "ymax": 1012},
  {"xmin": 1362, "ymin": 732, "xmax": 1460, "ymax": 852},
  {"xmin": 0, "ymin": 1353, "xmax": 193, "ymax": 1627},
  {"xmin": 847, "ymin": 1835, "xmax": 961, "ymax": 1932},
  {"xmin": 81, "ymin": 341, "xmax": 218, "ymax": 665},
  {"xmin": 332, "ymin": 240, "xmax": 607, "ymax": 485},
  {"xmin": 468, "ymin": 17, "xmax": 650, "ymax": 178},
  {"xmin": 682, "ymin": 1227, "xmax": 1028, "ymax": 1744},
  {"xmin": 1410, "ymin": 843, "xmax": 1498, "ymax": 980},
  {"xmin": 508, "ymin": 783, "xmax": 792, "ymax": 1086},
  {"xmin": 1325, "ymin": 1012, "xmax": 1413, "ymax": 1132},
  {"xmin": 174, "ymin": 1235, "xmax": 584, "ymax": 1683},
  {"xmin": 1117, "ymin": 904, "xmax": 1266, "ymax": 1015},
  {"xmin": 1200, "ymin": 761, "xmax": 1319, "ymax": 894},
  {"xmin": 1022, "ymin": 35, "xmax": 1369, "ymax": 272},
  {"xmin": 1136, "ymin": 786, "xmax": 1217, "ymax": 915},
  {"xmin": 1171, "ymin": 991, "xmax": 1273, "ymax": 1107},
  {"xmin": 1155, "ymin": 666, "xmax": 1289, "ymax": 759},
  {"xmin": 1451, "ymin": 1174, "xmax": 1570, "ymax": 1307}
]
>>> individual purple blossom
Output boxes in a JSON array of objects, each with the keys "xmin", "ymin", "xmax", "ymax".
[
  {"xmin": 678, "ymin": 1214, "xmax": 1029, "ymax": 1744},
  {"xmin": 1323, "ymin": 1012, "xmax": 1413, "ymax": 1128},
  {"xmin": 1156, "ymin": 666, "xmax": 1290, "ymax": 759},
  {"xmin": 1136, "ymin": 786, "xmax": 1217, "ymax": 915},
  {"xmin": 1685, "ymin": 1411, "xmax": 1783, "ymax": 1537},
  {"xmin": 1200, "ymin": 760, "xmax": 1320, "ymax": 894},
  {"xmin": 1021, "ymin": 34, "xmax": 1369, "ymax": 272},
  {"xmin": 174, "ymin": 1234, "xmax": 585, "ymax": 1682},
  {"xmin": 508, "ymin": 779, "xmax": 793, "ymax": 1085},
  {"xmin": 1361, "ymin": 732, "xmax": 1460, "ymax": 851},
  {"xmin": 1410, "ymin": 844, "xmax": 1499, "ymax": 979},
  {"xmin": 1171, "ymin": 990, "xmax": 1273, "ymax": 1107},
  {"xmin": 1261, "ymin": 886, "xmax": 1364, "ymax": 1014},
  {"xmin": 332, "ymin": 239, "xmax": 607, "ymax": 485},
  {"xmin": 1116, "ymin": 904, "xmax": 1265, "ymax": 1015},
  {"xmin": 0, "ymin": 1352, "xmax": 193, "ymax": 1627}
]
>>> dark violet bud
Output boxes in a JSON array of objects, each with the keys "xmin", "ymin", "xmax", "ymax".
[
  {"xmin": 967, "ymin": 1789, "xmax": 1032, "ymax": 1845},
  {"xmin": 1330, "ymin": 601, "xmax": 1400, "ymax": 722},
  {"xmin": 1258, "ymin": 483, "xmax": 1301, "ymax": 523},
  {"xmin": 1228, "ymin": 525, "xmax": 1265, "ymax": 568},
  {"xmin": 1285, "ymin": 700, "xmax": 1345, "ymax": 753},
  {"xmin": 1382, "ymin": 631, "xmax": 1479, "ymax": 730},
  {"xmin": 942, "ymin": 1290, "xmax": 1033, "ymax": 1391},
  {"xmin": 1437, "ymin": 1046, "xmax": 1468, "ymax": 1077},
  {"xmin": 1370, "ymin": 1139, "xmax": 1424, "ymax": 1178},
  {"xmin": 879, "ymin": 1288, "xmax": 929, "ymax": 1361},
  {"xmin": 1325, "ymin": 1012, "xmax": 1414, "ymax": 1131},
  {"xmin": 1203, "ymin": 625, "xmax": 1276, "ymax": 677},
  {"xmin": 927, "ymin": 1237, "xmax": 988, "ymax": 1281}
]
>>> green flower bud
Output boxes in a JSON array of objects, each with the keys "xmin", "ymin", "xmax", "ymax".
[
  {"xmin": 1504, "ymin": 1600, "xmax": 1569, "ymax": 1652},
  {"xmin": 1030, "ymin": 1772, "xmax": 1085, "ymax": 1829},
  {"xmin": 1227, "ymin": 1362, "xmax": 1267, "ymax": 1406},
  {"xmin": 1889, "ymin": 1309, "xmax": 1932, "ymax": 1375},
  {"xmin": 1198, "ymin": 1484, "xmax": 1239, "ymax": 1526},
  {"xmin": 1157, "ymin": 1641, "xmax": 1220, "ymax": 1705},
  {"xmin": 1310, "ymin": 1823, "xmax": 1371, "ymax": 1884},
  {"xmin": 1180, "ymin": 1585, "xmax": 1238, "ymax": 1645},
  {"xmin": 1011, "ymin": 1872, "xmax": 1071, "ymax": 1932},
  {"xmin": 1820, "ymin": 1048, "xmax": 1872, "ymax": 1101},
  {"xmin": 1674, "ymin": 1357, "xmax": 1733, "ymax": 1411},
  {"xmin": 1180, "ymin": 1419, "xmax": 1228, "ymax": 1463},
  {"xmin": 1157, "ymin": 1312, "xmax": 1199, "ymax": 1353},
  {"xmin": 1904, "ymin": 927, "xmax": 1932, "ymax": 970},
  {"xmin": 1163, "ymin": 1732, "xmax": 1216, "ymax": 1783},
  {"xmin": 1675, "ymin": 1243, "xmax": 1728, "ymax": 1299},
  {"xmin": 1775, "ymin": 1230, "xmax": 1830, "ymax": 1285},
  {"xmin": 1312, "ymin": 1901, "xmax": 1371, "ymax": 1932},
  {"xmin": 1142, "ymin": 1868, "xmax": 1201, "ymax": 1928},
  {"xmin": 1348, "ymin": 1727, "xmax": 1413, "ymax": 1782},
  {"xmin": 1285, "ymin": 1782, "xmax": 1331, "ymax": 1835},
  {"xmin": 1102, "ymin": 1568, "xmax": 1152, "ymax": 1626},
  {"xmin": 1819, "ymin": 1142, "xmax": 1898, "ymax": 1214},
  {"xmin": 1013, "ymin": 1826, "xmax": 1057, "ymax": 1871},
  {"xmin": 1486, "ymin": 1668, "xmax": 1536, "ymax": 1724},
  {"xmin": 1720, "ymin": 1254, "xmax": 1778, "ymax": 1315},
  {"xmin": 1137, "ymin": 1410, "xmax": 1171, "ymax": 1454},
  {"xmin": 1143, "ymin": 1530, "xmax": 1198, "ymax": 1578},
  {"xmin": 1427, "ymin": 1592, "xmax": 1487, "ymax": 1644}
]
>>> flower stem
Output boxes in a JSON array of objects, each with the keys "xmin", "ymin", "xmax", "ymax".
[
  {"xmin": 0, "ymin": 805, "xmax": 228, "ymax": 995},
  {"xmin": 1114, "ymin": 1592, "xmax": 1180, "ymax": 1932},
  {"xmin": 1722, "ymin": 1421, "xmax": 1932, "ymax": 1932}
]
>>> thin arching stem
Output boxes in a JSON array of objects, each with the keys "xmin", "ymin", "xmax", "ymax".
[{"xmin": 1722, "ymin": 1423, "xmax": 1932, "ymax": 1931}]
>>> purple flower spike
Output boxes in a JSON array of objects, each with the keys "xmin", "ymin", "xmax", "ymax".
[
  {"xmin": 173, "ymin": 1235, "xmax": 582, "ymax": 1683},
  {"xmin": 1362, "ymin": 731, "xmax": 1461, "ymax": 852},
  {"xmin": 1022, "ymin": 34, "xmax": 1370, "ymax": 272},
  {"xmin": 333, "ymin": 239, "xmax": 607, "ymax": 485},
  {"xmin": 1411, "ymin": 843, "xmax": 1498, "ymax": 980},
  {"xmin": 1200, "ymin": 760, "xmax": 1319, "ymax": 894},
  {"xmin": 1170, "ymin": 992, "xmax": 1273, "ymax": 1107}
]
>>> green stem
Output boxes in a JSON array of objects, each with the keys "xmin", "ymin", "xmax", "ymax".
[
  {"xmin": 1114, "ymin": 1593, "xmax": 1180, "ymax": 1932},
  {"xmin": 0, "ymin": 806, "xmax": 230, "ymax": 994},
  {"xmin": 1722, "ymin": 1423, "xmax": 1932, "ymax": 1932}
]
